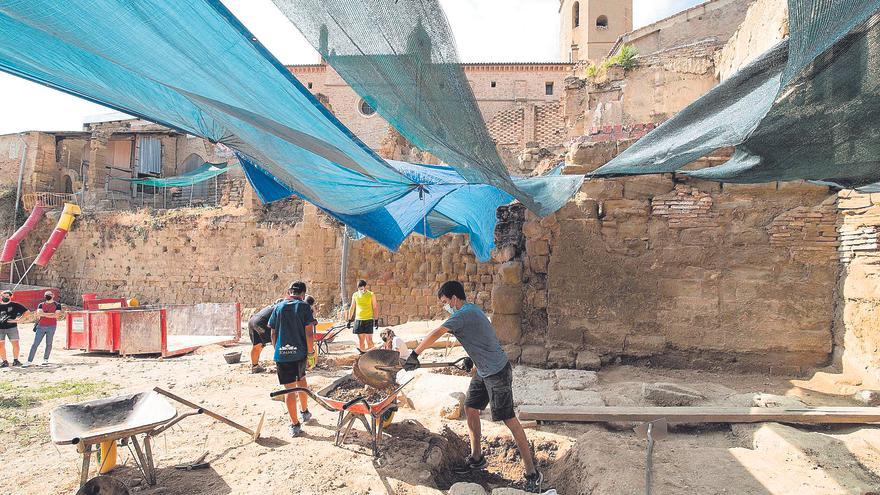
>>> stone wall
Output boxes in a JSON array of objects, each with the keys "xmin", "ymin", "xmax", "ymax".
[
  {"xmin": 715, "ymin": 0, "xmax": 788, "ymax": 81},
  {"xmin": 835, "ymin": 192, "xmax": 880, "ymax": 388},
  {"xmin": 491, "ymin": 142, "xmax": 839, "ymax": 374},
  {"xmin": 20, "ymin": 201, "xmax": 491, "ymax": 322}
]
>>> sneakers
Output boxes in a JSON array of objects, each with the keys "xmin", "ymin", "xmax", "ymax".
[
  {"xmin": 0, "ymin": 361, "xmax": 8, "ymax": 369},
  {"xmin": 453, "ymin": 454, "xmax": 488, "ymax": 474},
  {"xmin": 524, "ymin": 470, "xmax": 544, "ymax": 493},
  {"xmin": 251, "ymin": 364, "xmax": 265, "ymax": 374},
  {"xmin": 11, "ymin": 359, "xmax": 21, "ymax": 367},
  {"xmin": 300, "ymin": 410, "xmax": 312, "ymax": 423},
  {"xmin": 21, "ymin": 361, "xmax": 31, "ymax": 368},
  {"xmin": 288, "ymin": 423, "xmax": 303, "ymax": 437},
  {"xmin": 41, "ymin": 360, "xmax": 50, "ymax": 366}
]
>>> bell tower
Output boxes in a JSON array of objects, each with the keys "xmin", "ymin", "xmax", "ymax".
[{"xmin": 560, "ymin": 0, "xmax": 633, "ymax": 63}]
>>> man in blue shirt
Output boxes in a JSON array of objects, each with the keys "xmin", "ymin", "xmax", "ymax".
[
  {"xmin": 269, "ymin": 281, "xmax": 316, "ymax": 437},
  {"xmin": 403, "ymin": 280, "xmax": 543, "ymax": 493}
]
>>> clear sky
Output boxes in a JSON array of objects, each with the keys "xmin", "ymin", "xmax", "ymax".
[{"xmin": 0, "ymin": 0, "xmax": 703, "ymax": 135}]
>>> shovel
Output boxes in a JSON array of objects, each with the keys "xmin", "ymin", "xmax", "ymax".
[{"xmin": 353, "ymin": 349, "xmax": 472, "ymax": 388}]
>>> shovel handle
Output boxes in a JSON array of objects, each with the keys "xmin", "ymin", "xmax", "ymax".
[{"xmin": 380, "ymin": 356, "xmax": 472, "ymax": 371}]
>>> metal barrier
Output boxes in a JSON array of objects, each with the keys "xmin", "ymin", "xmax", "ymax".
[{"xmin": 21, "ymin": 192, "xmax": 79, "ymax": 211}]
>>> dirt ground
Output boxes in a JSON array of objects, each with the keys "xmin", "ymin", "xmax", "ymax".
[{"xmin": 2, "ymin": 320, "xmax": 879, "ymax": 495}]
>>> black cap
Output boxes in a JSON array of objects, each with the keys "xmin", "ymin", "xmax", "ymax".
[{"xmin": 288, "ymin": 281, "xmax": 307, "ymax": 294}]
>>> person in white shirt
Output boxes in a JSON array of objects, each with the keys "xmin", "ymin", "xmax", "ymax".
[{"xmin": 378, "ymin": 328, "xmax": 411, "ymax": 360}]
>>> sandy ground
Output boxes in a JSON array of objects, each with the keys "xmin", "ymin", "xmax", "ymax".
[{"xmin": 1, "ymin": 320, "xmax": 879, "ymax": 495}]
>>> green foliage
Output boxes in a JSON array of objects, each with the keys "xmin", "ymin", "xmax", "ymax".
[
  {"xmin": 0, "ymin": 379, "xmax": 116, "ymax": 409},
  {"xmin": 584, "ymin": 44, "xmax": 639, "ymax": 80}
]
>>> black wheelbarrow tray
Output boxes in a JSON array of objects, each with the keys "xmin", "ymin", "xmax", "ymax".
[{"xmin": 50, "ymin": 390, "xmax": 202, "ymax": 488}]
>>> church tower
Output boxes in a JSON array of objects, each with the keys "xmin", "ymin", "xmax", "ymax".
[{"xmin": 560, "ymin": 0, "xmax": 633, "ymax": 63}]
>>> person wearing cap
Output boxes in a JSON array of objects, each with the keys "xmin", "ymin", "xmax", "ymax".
[
  {"xmin": 269, "ymin": 281, "xmax": 316, "ymax": 437},
  {"xmin": 376, "ymin": 328, "xmax": 412, "ymax": 360},
  {"xmin": 24, "ymin": 291, "xmax": 63, "ymax": 366},
  {"xmin": 247, "ymin": 297, "xmax": 284, "ymax": 374},
  {"xmin": 0, "ymin": 290, "xmax": 29, "ymax": 368},
  {"xmin": 347, "ymin": 279, "xmax": 379, "ymax": 352}
]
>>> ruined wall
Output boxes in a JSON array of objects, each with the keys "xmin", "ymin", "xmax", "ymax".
[
  {"xmin": 21, "ymin": 200, "xmax": 491, "ymax": 322},
  {"xmin": 492, "ymin": 141, "xmax": 839, "ymax": 374},
  {"xmin": 0, "ymin": 132, "xmax": 58, "ymax": 196},
  {"xmin": 715, "ymin": 0, "xmax": 788, "ymax": 81},
  {"xmin": 617, "ymin": 0, "xmax": 753, "ymax": 56},
  {"xmin": 836, "ymin": 192, "xmax": 880, "ymax": 388}
]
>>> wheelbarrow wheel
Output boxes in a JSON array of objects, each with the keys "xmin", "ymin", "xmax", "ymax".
[
  {"xmin": 381, "ymin": 409, "xmax": 396, "ymax": 429},
  {"xmin": 77, "ymin": 475, "xmax": 129, "ymax": 495}
]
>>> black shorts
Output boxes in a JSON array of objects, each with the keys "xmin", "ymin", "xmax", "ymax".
[
  {"xmin": 249, "ymin": 323, "xmax": 272, "ymax": 346},
  {"xmin": 353, "ymin": 319, "xmax": 374, "ymax": 335},
  {"xmin": 276, "ymin": 360, "xmax": 307, "ymax": 385},
  {"xmin": 464, "ymin": 362, "xmax": 515, "ymax": 421}
]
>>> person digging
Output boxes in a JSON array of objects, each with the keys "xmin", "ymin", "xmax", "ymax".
[
  {"xmin": 403, "ymin": 280, "xmax": 543, "ymax": 492},
  {"xmin": 248, "ymin": 298, "xmax": 284, "ymax": 373},
  {"xmin": 269, "ymin": 281, "xmax": 316, "ymax": 437}
]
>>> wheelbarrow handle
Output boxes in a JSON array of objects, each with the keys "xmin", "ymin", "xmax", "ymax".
[
  {"xmin": 269, "ymin": 387, "xmax": 337, "ymax": 413},
  {"xmin": 342, "ymin": 397, "xmax": 371, "ymax": 412}
]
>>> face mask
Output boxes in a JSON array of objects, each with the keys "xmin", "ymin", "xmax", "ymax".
[
  {"xmin": 45, "ymin": 296, "xmax": 53, "ymax": 301},
  {"xmin": 444, "ymin": 303, "xmax": 455, "ymax": 315},
  {"xmin": 1, "ymin": 296, "xmax": 9, "ymax": 303}
]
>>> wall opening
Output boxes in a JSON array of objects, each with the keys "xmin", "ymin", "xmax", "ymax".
[
  {"xmin": 596, "ymin": 15, "xmax": 608, "ymax": 29},
  {"xmin": 358, "ymin": 98, "xmax": 376, "ymax": 117},
  {"xmin": 545, "ymin": 82, "xmax": 554, "ymax": 95},
  {"xmin": 573, "ymin": 2, "xmax": 580, "ymax": 28}
]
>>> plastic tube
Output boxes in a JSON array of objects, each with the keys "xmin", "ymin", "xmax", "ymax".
[
  {"xmin": 0, "ymin": 205, "xmax": 46, "ymax": 262},
  {"xmin": 35, "ymin": 203, "xmax": 81, "ymax": 267}
]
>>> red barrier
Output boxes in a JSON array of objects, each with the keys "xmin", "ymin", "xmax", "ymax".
[{"xmin": 0, "ymin": 205, "xmax": 46, "ymax": 262}]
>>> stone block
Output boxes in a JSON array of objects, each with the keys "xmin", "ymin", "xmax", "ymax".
[
  {"xmin": 450, "ymin": 483, "xmax": 487, "ymax": 495},
  {"xmin": 623, "ymin": 175, "xmax": 676, "ymax": 200},
  {"xmin": 838, "ymin": 192, "xmax": 872, "ymax": 209},
  {"xmin": 529, "ymin": 255, "xmax": 549, "ymax": 274},
  {"xmin": 492, "ymin": 314, "xmax": 522, "ymax": 344},
  {"xmin": 406, "ymin": 373, "xmax": 473, "ymax": 418},
  {"xmin": 554, "ymin": 369, "xmax": 599, "ymax": 390},
  {"xmin": 566, "ymin": 140, "xmax": 617, "ymax": 170},
  {"xmin": 526, "ymin": 239, "xmax": 551, "ymax": 256},
  {"xmin": 723, "ymin": 182, "xmax": 778, "ymax": 195},
  {"xmin": 522, "ymin": 221, "xmax": 547, "ymax": 240},
  {"xmin": 520, "ymin": 345, "xmax": 548, "ymax": 366},
  {"xmin": 547, "ymin": 348, "xmax": 576, "ymax": 368},
  {"xmin": 558, "ymin": 390, "xmax": 605, "ymax": 407},
  {"xmin": 491, "ymin": 285, "xmax": 523, "ymax": 315},
  {"xmin": 642, "ymin": 382, "xmax": 705, "ymax": 406},
  {"xmin": 776, "ymin": 180, "xmax": 829, "ymax": 195},
  {"xmin": 497, "ymin": 261, "xmax": 523, "ymax": 284},
  {"xmin": 580, "ymin": 178, "xmax": 624, "ymax": 199},
  {"xmin": 576, "ymin": 351, "xmax": 602, "ymax": 370},
  {"xmin": 603, "ymin": 199, "xmax": 650, "ymax": 217},
  {"xmin": 503, "ymin": 344, "xmax": 522, "ymax": 363}
]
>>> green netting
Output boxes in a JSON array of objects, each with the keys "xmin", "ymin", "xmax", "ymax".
[
  {"xmin": 270, "ymin": 0, "xmax": 559, "ymax": 215},
  {"xmin": 122, "ymin": 162, "xmax": 231, "ymax": 187},
  {"xmin": 593, "ymin": 0, "xmax": 880, "ymax": 188}
]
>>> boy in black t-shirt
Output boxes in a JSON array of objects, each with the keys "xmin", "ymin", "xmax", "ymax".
[
  {"xmin": 269, "ymin": 281, "xmax": 315, "ymax": 437},
  {"xmin": 0, "ymin": 290, "xmax": 29, "ymax": 368}
]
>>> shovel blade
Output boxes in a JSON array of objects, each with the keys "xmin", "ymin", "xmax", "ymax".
[{"xmin": 354, "ymin": 349, "xmax": 402, "ymax": 388}]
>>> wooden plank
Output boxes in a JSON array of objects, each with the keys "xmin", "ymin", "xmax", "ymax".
[{"xmin": 518, "ymin": 406, "xmax": 880, "ymax": 425}]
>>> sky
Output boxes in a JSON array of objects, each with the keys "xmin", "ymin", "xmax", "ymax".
[{"xmin": 0, "ymin": 0, "xmax": 703, "ymax": 135}]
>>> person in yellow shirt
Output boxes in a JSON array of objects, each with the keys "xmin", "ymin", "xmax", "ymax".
[{"xmin": 347, "ymin": 279, "xmax": 378, "ymax": 352}]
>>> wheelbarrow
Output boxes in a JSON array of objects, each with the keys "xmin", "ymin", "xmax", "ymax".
[
  {"xmin": 314, "ymin": 322, "xmax": 347, "ymax": 356},
  {"xmin": 50, "ymin": 390, "xmax": 202, "ymax": 488},
  {"xmin": 270, "ymin": 373, "xmax": 413, "ymax": 456}
]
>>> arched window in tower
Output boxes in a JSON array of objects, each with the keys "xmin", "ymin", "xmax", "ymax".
[
  {"xmin": 596, "ymin": 15, "xmax": 609, "ymax": 29},
  {"xmin": 572, "ymin": 2, "xmax": 580, "ymax": 28}
]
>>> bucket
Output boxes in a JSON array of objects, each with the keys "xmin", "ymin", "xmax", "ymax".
[{"xmin": 223, "ymin": 351, "xmax": 242, "ymax": 364}]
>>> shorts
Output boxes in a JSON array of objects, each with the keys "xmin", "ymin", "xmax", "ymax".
[
  {"xmin": 464, "ymin": 362, "xmax": 515, "ymax": 421},
  {"xmin": 276, "ymin": 359, "xmax": 307, "ymax": 385},
  {"xmin": 352, "ymin": 319, "xmax": 374, "ymax": 335},
  {"xmin": 248, "ymin": 323, "xmax": 272, "ymax": 346},
  {"xmin": 0, "ymin": 326, "xmax": 19, "ymax": 341}
]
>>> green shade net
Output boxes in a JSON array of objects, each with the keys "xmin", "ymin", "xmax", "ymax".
[
  {"xmin": 122, "ymin": 162, "xmax": 231, "ymax": 187},
  {"xmin": 270, "ymin": 0, "xmax": 564, "ymax": 215},
  {"xmin": 593, "ymin": 0, "xmax": 880, "ymax": 188}
]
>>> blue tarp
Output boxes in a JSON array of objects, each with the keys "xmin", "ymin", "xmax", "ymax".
[
  {"xmin": 121, "ymin": 162, "xmax": 231, "ymax": 187},
  {"xmin": 0, "ymin": 0, "xmax": 582, "ymax": 261}
]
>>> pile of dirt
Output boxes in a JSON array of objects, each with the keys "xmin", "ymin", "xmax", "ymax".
[
  {"xmin": 325, "ymin": 378, "xmax": 395, "ymax": 403},
  {"xmin": 438, "ymin": 436, "xmax": 561, "ymax": 491}
]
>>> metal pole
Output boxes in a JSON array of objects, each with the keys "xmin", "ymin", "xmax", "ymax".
[
  {"xmin": 645, "ymin": 423, "xmax": 654, "ymax": 495},
  {"xmin": 189, "ymin": 183, "xmax": 194, "ymax": 207},
  {"xmin": 215, "ymin": 176, "xmax": 219, "ymax": 205},
  {"xmin": 339, "ymin": 230, "xmax": 349, "ymax": 314},
  {"xmin": 10, "ymin": 140, "xmax": 27, "ymax": 282}
]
